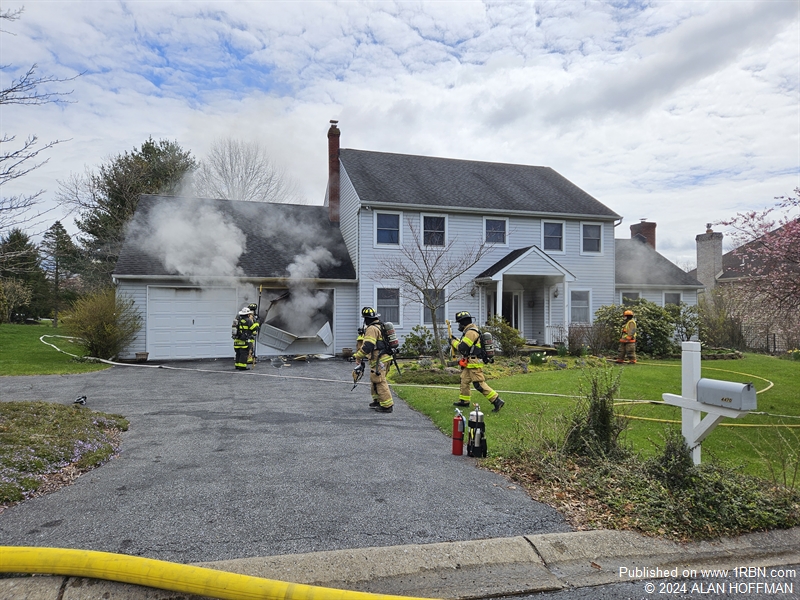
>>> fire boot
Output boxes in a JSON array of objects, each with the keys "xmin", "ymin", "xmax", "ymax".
[{"xmin": 491, "ymin": 397, "xmax": 505, "ymax": 412}]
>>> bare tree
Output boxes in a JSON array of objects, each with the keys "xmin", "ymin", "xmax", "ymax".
[
  {"xmin": 373, "ymin": 218, "xmax": 493, "ymax": 366},
  {"xmin": 0, "ymin": 8, "xmax": 77, "ymax": 234},
  {"xmin": 192, "ymin": 137, "xmax": 302, "ymax": 203}
]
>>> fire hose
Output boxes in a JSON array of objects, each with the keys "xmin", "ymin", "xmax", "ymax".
[{"xmin": 0, "ymin": 546, "xmax": 435, "ymax": 600}]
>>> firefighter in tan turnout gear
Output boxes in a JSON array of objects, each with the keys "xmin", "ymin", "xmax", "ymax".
[
  {"xmin": 451, "ymin": 311, "xmax": 505, "ymax": 412},
  {"xmin": 352, "ymin": 307, "xmax": 394, "ymax": 413},
  {"xmin": 616, "ymin": 309, "xmax": 637, "ymax": 364}
]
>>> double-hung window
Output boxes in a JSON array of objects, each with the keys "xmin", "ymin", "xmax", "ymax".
[
  {"xmin": 581, "ymin": 223, "xmax": 602, "ymax": 254},
  {"xmin": 376, "ymin": 288, "xmax": 400, "ymax": 323},
  {"xmin": 423, "ymin": 215, "xmax": 445, "ymax": 246},
  {"xmin": 570, "ymin": 290, "xmax": 591, "ymax": 324},
  {"xmin": 485, "ymin": 218, "xmax": 507, "ymax": 244},
  {"xmin": 543, "ymin": 221, "xmax": 564, "ymax": 252},
  {"xmin": 423, "ymin": 289, "xmax": 445, "ymax": 324},
  {"xmin": 376, "ymin": 212, "xmax": 400, "ymax": 246}
]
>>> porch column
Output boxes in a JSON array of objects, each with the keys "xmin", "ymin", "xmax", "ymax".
[{"xmin": 496, "ymin": 278, "xmax": 503, "ymax": 321}]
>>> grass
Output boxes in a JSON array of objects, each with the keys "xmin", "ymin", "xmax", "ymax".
[
  {"xmin": 391, "ymin": 353, "xmax": 800, "ymax": 540},
  {"xmin": 1, "ymin": 323, "xmax": 120, "ymax": 510},
  {"xmin": 0, "ymin": 401, "xmax": 129, "ymax": 508},
  {"xmin": 0, "ymin": 322, "xmax": 110, "ymax": 376},
  {"xmin": 392, "ymin": 353, "xmax": 800, "ymax": 483}
]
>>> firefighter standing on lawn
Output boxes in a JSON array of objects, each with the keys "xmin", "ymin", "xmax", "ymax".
[
  {"xmin": 246, "ymin": 303, "xmax": 259, "ymax": 365},
  {"xmin": 451, "ymin": 311, "xmax": 505, "ymax": 412},
  {"xmin": 233, "ymin": 307, "xmax": 252, "ymax": 371},
  {"xmin": 616, "ymin": 309, "xmax": 637, "ymax": 364},
  {"xmin": 352, "ymin": 307, "xmax": 394, "ymax": 413}
]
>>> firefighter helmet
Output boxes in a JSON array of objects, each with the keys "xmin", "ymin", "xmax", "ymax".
[
  {"xmin": 623, "ymin": 310, "xmax": 634, "ymax": 317},
  {"xmin": 239, "ymin": 307, "xmax": 252, "ymax": 316},
  {"xmin": 248, "ymin": 303, "xmax": 258, "ymax": 312},
  {"xmin": 455, "ymin": 311, "xmax": 472, "ymax": 324},
  {"xmin": 361, "ymin": 307, "xmax": 380, "ymax": 321}
]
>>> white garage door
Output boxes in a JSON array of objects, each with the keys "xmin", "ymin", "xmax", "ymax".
[{"xmin": 147, "ymin": 287, "xmax": 238, "ymax": 360}]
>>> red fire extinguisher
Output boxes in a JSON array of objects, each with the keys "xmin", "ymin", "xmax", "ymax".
[{"xmin": 452, "ymin": 408, "xmax": 466, "ymax": 455}]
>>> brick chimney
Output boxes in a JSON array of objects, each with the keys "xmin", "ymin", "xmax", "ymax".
[
  {"xmin": 327, "ymin": 120, "xmax": 340, "ymax": 225},
  {"xmin": 630, "ymin": 220, "xmax": 656, "ymax": 249},
  {"xmin": 696, "ymin": 223, "xmax": 723, "ymax": 290}
]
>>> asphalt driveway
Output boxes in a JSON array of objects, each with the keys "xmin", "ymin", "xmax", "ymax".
[{"xmin": 0, "ymin": 358, "xmax": 570, "ymax": 563}]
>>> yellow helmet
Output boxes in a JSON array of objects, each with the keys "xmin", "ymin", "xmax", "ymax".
[{"xmin": 623, "ymin": 310, "xmax": 634, "ymax": 317}]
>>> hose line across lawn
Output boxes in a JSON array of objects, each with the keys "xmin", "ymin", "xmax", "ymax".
[{"xmin": 0, "ymin": 546, "xmax": 435, "ymax": 600}]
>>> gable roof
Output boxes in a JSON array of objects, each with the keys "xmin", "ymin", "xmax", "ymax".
[
  {"xmin": 339, "ymin": 149, "xmax": 621, "ymax": 219},
  {"xmin": 476, "ymin": 246, "xmax": 576, "ymax": 281},
  {"xmin": 114, "ymin": 195, "xmax": 356, "ymax": 281},
  {"xmin": 616, "ymin": 239, "xmax": 702, "ymax": 288}
]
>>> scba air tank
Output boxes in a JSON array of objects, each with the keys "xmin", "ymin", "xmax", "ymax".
[
  {"xmin": 467, "ymin": 405, "xmax": 487, "ymax": 458},
  {"xmin": 383, "ymin": 322, "xmax": 400, "ymax": 352},
  {"xmin": 481, "ymin": 331, "xmax": 495, "ymax": 359}
]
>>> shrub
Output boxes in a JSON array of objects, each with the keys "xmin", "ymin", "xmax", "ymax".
[
  {"xmin": 399, "ymin": 324, "xmax": 436, "ymax": 357},
  {"xmin": 646, "ymin": 428, "xmax": 697, "ymax": 491},
  {"xmin": 594, "ymin": 299, "xmax": 678, "ymax": 358},
  {"xmin": 564, "ymin": 364, "xmax": 627, "ymax": 459},
  {"xmin": 62, "ymin": 289, "xmax": 142, "ymax": 360},
  {"xmin": 484, "ymin": 315, "xmax": 526, "ymax": 357}
]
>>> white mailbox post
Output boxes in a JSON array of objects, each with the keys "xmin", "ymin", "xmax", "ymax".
[{"xmin": 662, "ymin": 341, "xmax": 756, "ymax": 465}]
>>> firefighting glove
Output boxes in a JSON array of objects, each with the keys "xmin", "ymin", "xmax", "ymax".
[{"xmin": 353, "ymin": 361, "xmax": 366, "ymax": 377}]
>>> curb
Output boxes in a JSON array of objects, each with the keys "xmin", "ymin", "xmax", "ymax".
[{"xmin": 3, "ymin": 527, "xmax": 799, "ymax": 599}]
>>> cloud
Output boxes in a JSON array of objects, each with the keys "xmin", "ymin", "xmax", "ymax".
[{"xmin": 2, "ymin": 0, "xmax": 798, "ymax": 271}]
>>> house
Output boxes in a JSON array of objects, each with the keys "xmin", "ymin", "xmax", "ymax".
[
  {"xmin": 327, "ymin": 121, "xmax": 621, "ymax": 348},
  {"xmin": 615, "ymin": 221, "xmax": 703, "ymax": 309},
  {"xmin": 114, "ymin": 121, "xmax": 697, "ymax": 360}
]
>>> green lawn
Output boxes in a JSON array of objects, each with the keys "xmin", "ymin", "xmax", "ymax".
[
  {"xmin": 392, "ymin": 354, "xmax": 800, "ymax": 484},
  {"xmin": 0, "ymin": 323, "xmax": 110, "ymax": 376}
]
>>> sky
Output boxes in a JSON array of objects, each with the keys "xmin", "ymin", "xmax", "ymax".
[{"xmin": 2, "ymin": 0, "xmax": 798, "ymax": 268}]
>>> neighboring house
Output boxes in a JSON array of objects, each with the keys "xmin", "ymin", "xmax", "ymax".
[
  {"xmin": 615, "ymin": 221, "xmax": 703, "ymax": 309},
  {"xmin": 114, "ymin": 122, "xmax": 698, "ymax": 360}
]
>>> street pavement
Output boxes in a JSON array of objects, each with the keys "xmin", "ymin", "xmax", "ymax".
[{"xmin": 1, "ymin": 357, "xmax": 798, "ymax": 599}]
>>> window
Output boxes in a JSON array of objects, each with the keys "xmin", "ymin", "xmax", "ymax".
[
  {"xmin": 664, "ymin": 292, "xmax": 681, "ymax": 306},
  {"xmin": 543, "ymin": 221, "xmax": 563, "ymax": 251},
  {"xmin": 485, "ymin": 218, "xmax": 507, "ymax": 244},
  {"xmin": 621, "ymin": 292, "xmax": 639, "ymax": 305},
  {"xmin": 582, "ymin": 223, "xmax": 602, "ymax": 253},
  {"xmin": 571, "ymin": 290, "xmax": 590, "ymax": 323},
  {"xmin": 423, "ymin": 289, "xmax": 445, "ymax": 324},
  {"xmin": 376, "ymin": 212, "xmax": 400, "ymax": 245},
  {"xmin": 377, "ymin": 288, "xmax": 400, "ymax": 323},
  {"xmin": 423, "ymin": 215, "xmax": 445, "ymax": 246}
]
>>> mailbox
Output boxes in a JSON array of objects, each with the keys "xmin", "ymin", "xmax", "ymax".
[{"xmin": 696, "ymin": 378, "xmax": 756, "ymax": 411}]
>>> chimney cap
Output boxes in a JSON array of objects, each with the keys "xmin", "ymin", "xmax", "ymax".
[{"xmin": 330, "ymin": 119, "xmax": 339, "ymax": 124}]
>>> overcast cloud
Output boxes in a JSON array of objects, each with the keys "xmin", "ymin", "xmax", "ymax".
[{"xmin": 2, "ymin": 0, "xmax": 798, "ymax": 267}]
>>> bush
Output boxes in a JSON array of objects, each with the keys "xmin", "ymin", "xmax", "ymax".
[
  {"xmin": 484, "ymin": 315, "xmax": 526, "ymax": 357},
  {"xmin": 646, "ymin": 428, "xmax": 697, "ymax": 491},
  {"xmin": 62, "ymin": 289, "xmax": 142, "ymax": 359},
  {"xmin": 399, "ymin": 324, "xmax": 436, "ymax": 357},
  {"xmin": 564, "ymin": 364, "xmax": 627, "ymax": 459},
  {"xmin": 594, "ymin": 299, "xmax": 678, "ymax": 358}
]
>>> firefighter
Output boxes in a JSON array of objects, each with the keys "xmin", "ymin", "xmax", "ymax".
[
  {"xmin": 352, "ymin": 307, "xmax": 394, "ymax": 413},
  {"xmin": 233, "ymin": 307, "xmax": 252, "ymax": 370},
  {"xmin": 616, "ymin": 309, "xmax": 637, "ymax": 364},
  {"xmin": 247, "ymin": 303, "xmax": 259, "ymax": 365},
  {"xmin": 451, "ymin": 311, "xmax": 504, "ymax": 412}
]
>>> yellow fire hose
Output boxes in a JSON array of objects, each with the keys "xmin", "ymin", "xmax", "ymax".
[{"xmin": 0, "ymin": 546, "xmax": 435, "ymax": 600}]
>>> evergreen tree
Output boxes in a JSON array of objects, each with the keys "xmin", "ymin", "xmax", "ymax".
[
  {"xmin": 0, "ymin": 228, "xmax": 48, "ymax": 319},
  {"xmin": 40, "ymin": 221, "xmax": 80, "ymax": 327},
  {"xmin": 58, "ymin": 137, "xmax": 196, "ymax": 288}
]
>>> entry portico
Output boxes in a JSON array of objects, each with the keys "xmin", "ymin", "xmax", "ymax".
[{"xmin": 474, "ymin": 246, "xmax": 576, "ymax": 346}]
